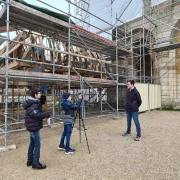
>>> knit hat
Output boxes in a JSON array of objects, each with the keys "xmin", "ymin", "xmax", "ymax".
[{"xmin": 62, "ymin": 92, "xmax": 70, "ymax": 99}]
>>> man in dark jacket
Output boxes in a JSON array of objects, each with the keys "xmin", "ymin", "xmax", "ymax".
[
  {"xmin": 122, "ymin": 80, "xmax": 142, "ymax": 141},
  {"xmin": 58, "ymin": 92, "xmax": 82, "ymax": 154},
  {"xmin": 23, "ymin": 89, "xmax": 50, "ymax": 170}
]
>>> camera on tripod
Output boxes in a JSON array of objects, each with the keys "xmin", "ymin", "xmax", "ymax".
[
  {"xmin": 78, "ymin": 93, "xmax": 83, "ymax": 100},
  {"xmin": 73, "ymin": 93, "xmax": 90, "ymax": 154}
]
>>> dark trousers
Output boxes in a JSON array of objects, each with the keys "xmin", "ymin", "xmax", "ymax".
[
  {"xmin": 60, "ymin": 123, "xmax": 73, "ymax": 150},
  {"xmin": 28, "ymin": 130, "xmax": 41, "ymax": 164}
]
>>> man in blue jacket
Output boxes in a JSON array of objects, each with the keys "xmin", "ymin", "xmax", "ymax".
[
  {"xmin": 23, "ymin": 89, "xmax": 50, "ymax": 170},
  {"xmin": 122, "ymin": 80, "xmax": 142, "ymax": 141},
  {"xmin": 58, "ymin": 92, "xmax": 82, "ymax": 154}
]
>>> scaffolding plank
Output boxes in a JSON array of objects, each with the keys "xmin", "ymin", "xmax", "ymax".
[{"xmin": 152, "ymin": 42, "xmax": 180, "ymax": 52}]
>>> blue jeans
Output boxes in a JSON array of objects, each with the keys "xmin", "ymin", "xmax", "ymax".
[
  {"xmin": 126, "ymin": 112, "xmax": 141, "ymax": 137},
  {"xmin": 60, "ymin": 123, "xmax": 72, "ymax": 150},
  {"xmin": 28, "ymin": 130, "xmax": 41, "ymax": 164}
]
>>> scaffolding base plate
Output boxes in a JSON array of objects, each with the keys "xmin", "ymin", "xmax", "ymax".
[{"xmin": 0, "ymin": 144, "xmax": 16, "ymax": 152}]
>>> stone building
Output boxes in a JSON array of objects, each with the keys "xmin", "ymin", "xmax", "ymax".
[{"xmin": 115, "ymin": 0, "xmax": 180, "ymax": 108}]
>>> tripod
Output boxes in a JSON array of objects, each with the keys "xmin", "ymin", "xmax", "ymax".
[{"xmin": 73, "ymin": 107, "xmax": 90, "ymax": 154}]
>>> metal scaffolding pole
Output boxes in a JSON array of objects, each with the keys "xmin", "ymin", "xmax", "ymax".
[
  {"xmin": 100, "ymin": 56, "xmax": 103, "ymax": 115},
  {"xmin": 131, "ymin": 27, "xmax": 133, "ymax": 78},
  {"xmin": 125, "ymin": 22, "xmax": 127, "ymax": 48},
  {"xmin": 4, "ymin": 0, "xmax": 10, "ymax": 148},
  {"xmin": 52, "ymin": 86, "xmax": 55, "ymax": 124},
  {"xmin": 116, "ymin": 14, "xmax": 119, "ymax": 115},
  {"xmin": 150, "ymin": 7, "xmax": 153, "ymax": 84},
  {"xmin": 143, "ymin": 12, "xmax": 146, "ymax": 83},
  {"xmin": 140, "ymin": 30, "xmax": 142, "ymax": 83},
  {"xmin": 52, "ymin": 38, "xmax": 55, "ymax": 123},
  {"xmin": 68, "ymin": 1, "xmax": 71, "ymax": 92},
  {"xmin": 111, "ymin": 0, "xmax": 113, "ymax": 24},
  {"xmin": 17, "ymin": 87, "xmax": 20, "ymax": 121}
]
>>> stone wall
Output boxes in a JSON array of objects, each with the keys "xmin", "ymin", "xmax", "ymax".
[{"xmin": 115, "ymin": 0, "xmax": 180, "ymax": 108}]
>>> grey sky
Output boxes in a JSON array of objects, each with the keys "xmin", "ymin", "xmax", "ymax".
[
  {"xmin": 25, "ymin": 0, "xmax": 166, "ymax": 23},
  {"xmin": 24, "ymin": 0, "xmax": 167, "ymax": 29},
  {"xmin": 1, "ymin": 0, "xmax": 166, "ymax": 39}
]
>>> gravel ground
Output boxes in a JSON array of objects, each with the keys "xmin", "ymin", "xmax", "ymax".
[{"xmin": 0, "ymin": 110, "xmax": 180, "ymax": 180}]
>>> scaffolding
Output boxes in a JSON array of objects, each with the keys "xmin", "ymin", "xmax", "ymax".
[
  {"xmin": 0, "ymin": 0, "xmax": 128, "ymax": 149},
  {"xmin": 74, "ymin": 0, "xmax": 90, "ymax": 30},
  {"xmin": 1, "ymin": 0, "xmax": 178, "ymax": 149},
  {"xmin": 115, "ymin": 0, "xmax": 180, "ymax": 106}
]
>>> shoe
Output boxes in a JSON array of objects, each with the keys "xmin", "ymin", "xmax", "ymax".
[
  {"xmin": 27, "ymin": 161, "xmax": 32, "ymax": 167},
  {"xmin": 58, "ymin": 145, "xmax": 66, "ymax": 151},
  {"xmin": 122, "ymin": 132, "xmax": 131, "ymax": 136},
  {"xmin": 32, "ymin": 163, "xmax": 47, "ymax": 170},
  {"xmin": 134, "ymin": 136, "xmax": 141, "ymax": 141},
  {"xmin": 65, "ymin": 148, "xmax": 75, "ymax": 155}
]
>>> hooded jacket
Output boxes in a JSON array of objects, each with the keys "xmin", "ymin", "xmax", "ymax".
[
  {"xmin": 125, "ymin": 87, "xmax": 142, "ymax": 112},
  {"xmin": 61, "ymin": 98, "xmax": 82, "ymax": 124},
  {"xmin": 23, "ymin": 97, "xmax": 50, "ymax": 132}
]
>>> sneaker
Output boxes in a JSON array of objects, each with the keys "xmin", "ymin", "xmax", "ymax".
[
  {"xmin": 27, "ymin": 161, "xmax": 32, "ymax": 167},
  {"xmin": 122, "ymin": 132, "xmax": 131, "ymax": 137},
  {"xmin": 65, "ymin": 148, "xmax": 75, "ymax": 155},
  {"xmin": 58, "ymin": 145, "xmax": 66, "ymax": 151},
  {"xmin": 134, "ymin": 136, "xmax": 141, "ymax": 141},
  {"xmin": 32, "ymin": 163, "xmax": 47, "ymax": 170}
]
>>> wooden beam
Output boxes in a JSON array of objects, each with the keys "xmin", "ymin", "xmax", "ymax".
[
  {"xmin": 0, "ymin": 31, "xmax": 28, "ymax": 56},
  {"xmin": 39, "ymin": 36, "xmax": 45, "ymax": 62},
  {"xmin": 47, "ymin": 38, "xmax": 54, "ymax": 63},
  {"xmin": 1, "ymin": 43, "xmax": 22, "ymax": 57},
  {"xmin": 1, "ymin": 61, "xmax": 20, "ymax": 70},
  {"xmin": 0, "ymin": 26, "xmax": 16, "ymax": 33},
  {"xmin": 0, "ymin": 69, "xmax": 114, "ymax": 84},
  {"xmin": 22, "ymin": 35, "xmax": 37, "ymax": 59}
]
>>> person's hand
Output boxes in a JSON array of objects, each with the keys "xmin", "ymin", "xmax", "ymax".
[{"xmin": 78, "ymin": 94, "xmax": 82, "ymax": 100}]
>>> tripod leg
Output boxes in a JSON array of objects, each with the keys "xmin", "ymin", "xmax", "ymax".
[
  {"xmin": 81, "ymin": 118, "xmax": 90, "ymax": 154},
  {"xmin": 72, "ymin": 110, "xmax": 78, "ymax": 130}
]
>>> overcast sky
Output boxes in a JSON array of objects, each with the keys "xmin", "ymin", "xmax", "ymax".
[
  {"xmin": 0, "ymin": 0, "xmax": 166, "ymax": 39},
  {"xmin": 25, "ymin": 0, "xmax": 166, "ymax": 33}
]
